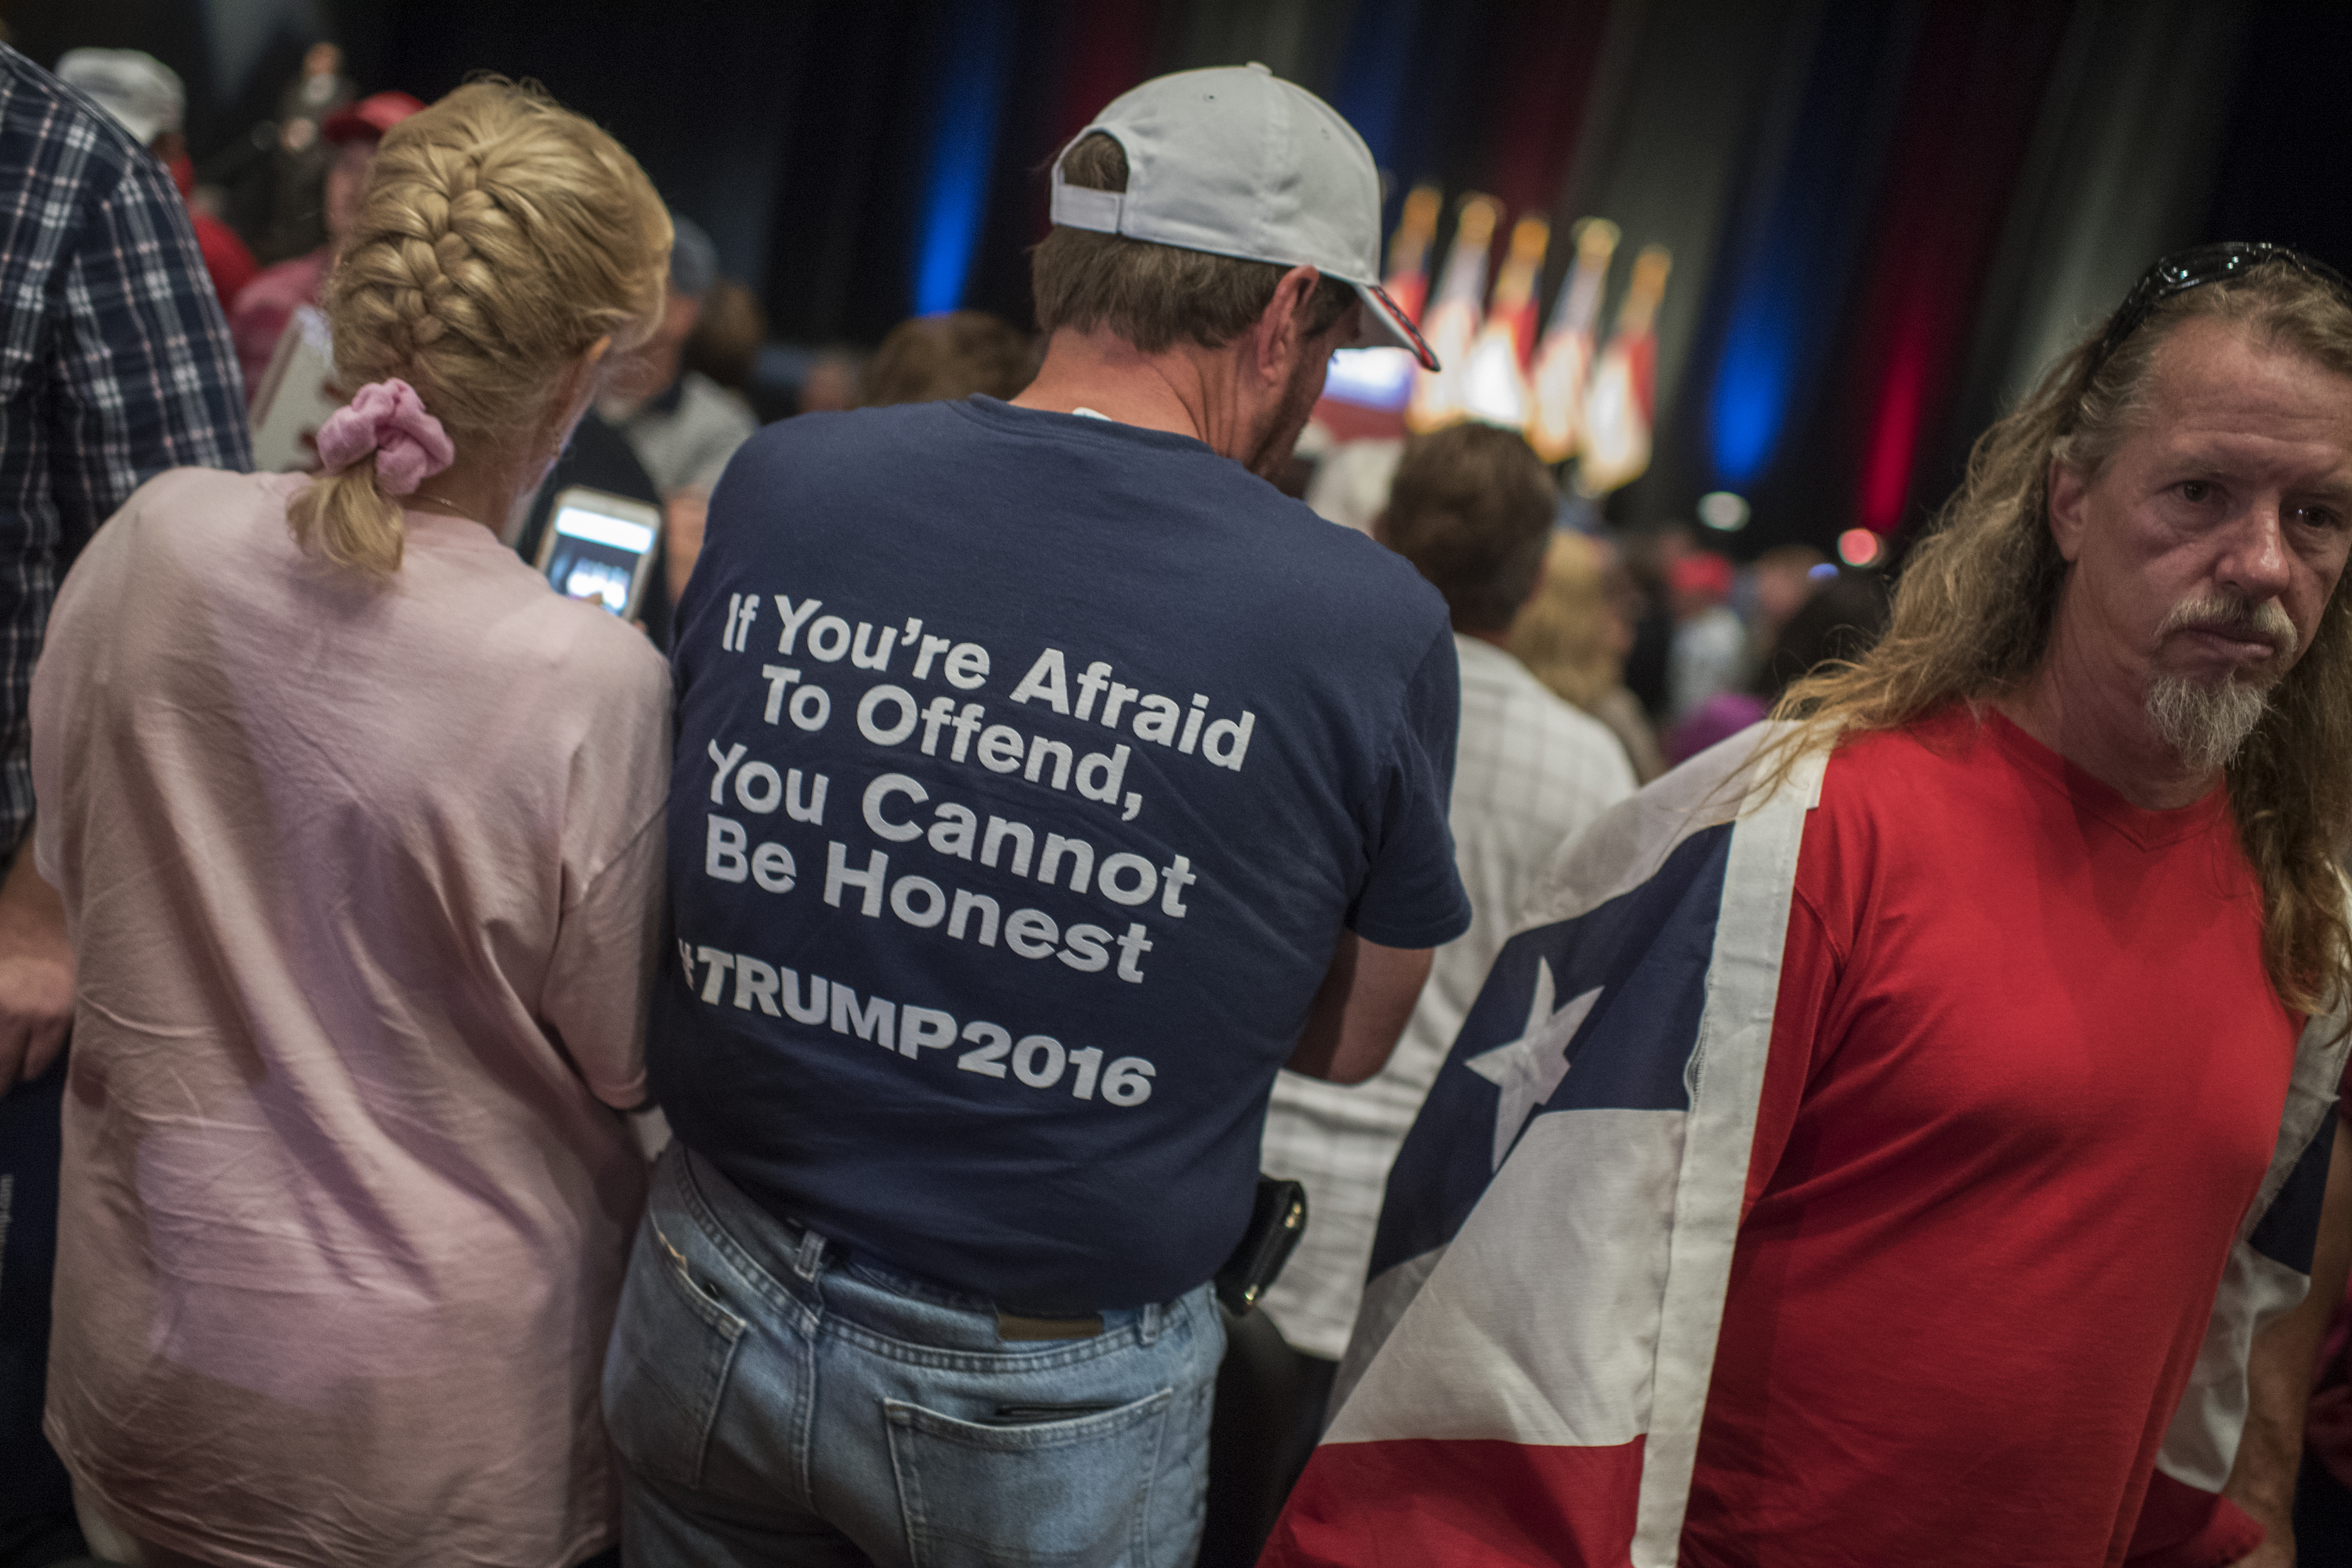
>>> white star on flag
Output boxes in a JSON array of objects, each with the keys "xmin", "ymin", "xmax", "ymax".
[{"xmin": 1466, "ymin": 957, "xmax": 1603, "ymax": 1171}]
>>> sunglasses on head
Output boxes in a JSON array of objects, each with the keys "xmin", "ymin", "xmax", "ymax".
[{"xmin": 2090, "ymin": 242, "xmax": 2352, "ymax": 376}]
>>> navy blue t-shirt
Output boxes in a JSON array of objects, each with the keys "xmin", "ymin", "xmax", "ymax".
[{"xmin": 651, "ymin": 397, "xmax": 1470, "ymax": 1311}]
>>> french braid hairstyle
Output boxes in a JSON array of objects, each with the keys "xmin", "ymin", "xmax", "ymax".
[{"xmin": 289, "ymin": 79, "xmax": 670, "ymax": 574}]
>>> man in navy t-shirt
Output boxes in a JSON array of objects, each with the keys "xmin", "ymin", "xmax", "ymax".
[{"xmin": 603, "ymin": 65, "xmax": 1469, "ymax": 1568}]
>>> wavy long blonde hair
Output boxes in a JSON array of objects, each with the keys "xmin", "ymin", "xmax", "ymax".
[
  {"xmin": 1764, "ymin": 264, "xmax": 2352, "ymax": 1016},
  {"xmin": 289, "ymin": 79, "xmax": 671, "ymax": 574}
]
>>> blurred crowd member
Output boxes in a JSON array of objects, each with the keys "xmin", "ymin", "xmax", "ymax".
[
  {"xmin": 1757, "ymin": 569, "xmax": 1892, "ymax": 704},
  {"xmin": 1260, "ymin": 424, "xmax": 1633, "ymax": 1527},
  {"xmin": 683, "ymin": 275, "xmax": 769, "ymax": 395},
  {"xmin": 1661, "ymin": 548, "xmax": 1793, "ymax": 762},
  {"xmin": 604, "ymin": 64, "xmax": 1459, "ymax": 1568},
  {"xmin": 601, "ymin": 214, "xmax": 754, "ymax": 612},
  {"xmin": 0, "ymin": 43, "xmax": 249, "ymax": 1568},
  {"xmin": 797, "ymin": 345, "xmax": 865, "ymax": 412},
  {"xmin": 229, "ymin": 90, "xmax": 425, "ymax": 398},
  {"xmin": 1302, "ymin": 436, "xmax": 1403, "ymax": 534},
  {"xmin": 1746, "ymin": 541, "xmax": 1827, "ymax": 670},
  {"xmin": 600, "ymin": 211, "xmax": 755, "ymax": 496},
  {"xmin": 55, "ymin": 49, "xmax": 256, "ymax": 313},
  {"xmin": 32, "ymin": 81, "xmax": 670, "ymax": 1568},
  {"xmin": 1511, "ymin": 531, "xmax": 1664, "ymax": 781},
  {"xmin": 2303, "ymin": 1290, "xmax": 2352, "ymax": 1558},
  {"xmin": 859, "ymin": 308, "xmax": 1036, "ymax": 407},
  {"xmin": 2221, "ymin": 1099, "xmax": 2351, "ymax": 1567},
  {"xmin": 252, "ymin": 41, "xmax": 355, "ymax": 264},
  {"xmin": 1617, "ymin": 520, "xmax": 1688, "ymax": 717},
  {"xmin": 2288, "ymin": 1209, "xmax": 2352, "ymax": 1560},
  {"xmin": 523, "ymin": 275, "xmax": 765, "ymax": 631},
  {"xmin": 1663, "ymin": 689, "xmax": 1766, "ymax": 768},
  {"xmin": 1665, "ymin": 549, "xmax": 1745, "ymax": 722}
]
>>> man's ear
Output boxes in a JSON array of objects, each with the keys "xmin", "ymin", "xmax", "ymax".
[
  {"xmin": 1254, "ymin": 265, "xmax": 1322, "ymax": 384},
  {"xmin": 2046, "ymin": 455, "xmax": 2089, "ymax": 563}
]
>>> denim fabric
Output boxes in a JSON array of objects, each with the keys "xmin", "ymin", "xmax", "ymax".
[{"xmin": 602, "ymin": 1146, "xmax": 1222, "ymax": 1568}]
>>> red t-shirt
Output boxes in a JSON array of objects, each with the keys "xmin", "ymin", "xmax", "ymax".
[
  {"xmin": 189, "ymin": 208, "xmax": 256, "ymax": 319},
  {"xmin": 1680, "ymin": 707, "xmax": 2298, "ymax": 1568}
]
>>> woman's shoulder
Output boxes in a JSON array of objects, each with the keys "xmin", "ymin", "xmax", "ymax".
[
  {"xmin": 490, "ymin": 574, "xmax": 671, "ymax": 710},
  {"xmin": 68, "ymin": 468, "xmax": 291, "ymax": 588},
  {"xmin": 124, "ymin": 466, "xmax": 299, "ymax": 513},
  {"xmin": 560, "ymin": 603, "xmax": 671, "ymax": 701}
]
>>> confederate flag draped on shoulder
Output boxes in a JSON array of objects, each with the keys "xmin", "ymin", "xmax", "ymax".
[{"xmin": 1260, "ymin": 723, "xmax": 2349, "ymax": 1568}]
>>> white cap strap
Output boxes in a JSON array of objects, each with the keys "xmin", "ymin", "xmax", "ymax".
[{"xmin": 1050, "ymin": 182, "xmax": 1125, "ymax": 235}]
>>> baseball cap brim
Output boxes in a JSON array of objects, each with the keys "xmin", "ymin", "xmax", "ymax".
[{"xmin": 1351, "ymin": 280, "xmax": 1438, "ymax": 371}]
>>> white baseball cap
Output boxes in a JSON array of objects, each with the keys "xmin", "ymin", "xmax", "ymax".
[
  {"xmin": 1050, "ymin": 64, "xmax": 1438, "ymax": 370},
  {"xmin": 55, "ymin": 49, "xmax": 185, "ymax": 149}
]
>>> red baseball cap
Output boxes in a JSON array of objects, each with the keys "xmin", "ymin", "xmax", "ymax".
[
  {"xmin": 1671, "ymin": 552, "xmax": 1735, "ymax": 601},
  {"xmin": 322, "ymin": 91, "xmax": 426, "ymax": 146}
]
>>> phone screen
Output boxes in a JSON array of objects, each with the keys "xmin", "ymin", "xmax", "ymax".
[{"xmin": 543, "ymin": 501, "xmax": 656, "ymax": 617}]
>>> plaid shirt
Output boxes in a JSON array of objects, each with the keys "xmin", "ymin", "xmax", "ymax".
[{"xmin": 0, "ymin": 46, "xmax": 250, "ymax": 849}]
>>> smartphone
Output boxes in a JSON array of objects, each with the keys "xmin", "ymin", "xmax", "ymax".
[{"xmin": 535, "ymin": 486, "xmax": 661, "ymax": 620}]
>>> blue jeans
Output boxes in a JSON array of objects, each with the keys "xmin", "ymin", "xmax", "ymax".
[{"xmin": 602, "ymin": 1146, "xmax": 1222, "ymax": 1568}]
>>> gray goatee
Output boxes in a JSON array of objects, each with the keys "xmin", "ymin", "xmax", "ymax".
[
  {"xmin": 2142, "ymin": 593, "xmax": 2297, "ymax": 773},
  {"xmin": 2145, "ymin": 674, "xmax": 2272, "ymax": 773}
]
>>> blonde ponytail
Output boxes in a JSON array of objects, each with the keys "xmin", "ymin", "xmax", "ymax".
[{"xmin": 289, "ymin": 459, "xmax": 407, "ymax": 576}]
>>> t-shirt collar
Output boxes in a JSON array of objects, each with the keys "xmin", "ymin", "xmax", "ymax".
[{"xmin": 1976, "ymin": 705, "xmax": 2231, "ymax": 849}]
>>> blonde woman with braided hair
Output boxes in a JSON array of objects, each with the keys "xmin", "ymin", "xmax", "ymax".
[{"xmin": 30, "ymin": 81, "xmax": 671, "ymax": 1568}]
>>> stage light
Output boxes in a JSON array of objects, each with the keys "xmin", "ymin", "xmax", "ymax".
[
  {"xmin": 1710, "ymin": 310, "xmax": 1794, "ymax": 485},
  {"xmin": 1323, "ymin": 348, "xmax": 1416, "ymax": 411},
  {"xmin": 1838, "ymin": 528, "xmax": 1881, "ymax": 568},
  {"xmin": 1861, "ymin": 313, "xmax": 1930, "ymax": 531},
  {"xmin": 912, "ymin": 1, "xmax": 1012, "ymax": 315},
  {"xmin": 1697, "ymin": 491, "xmax": 1750, "ymax": 531},
  {"xmin": 1807, "ymin": 561, "xmax": 1838, "ymax": 581}
]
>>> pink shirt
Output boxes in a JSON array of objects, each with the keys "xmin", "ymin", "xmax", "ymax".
[{"xmin": 32, "ymin": 469, "xmax": 670, "ymax": 1568}]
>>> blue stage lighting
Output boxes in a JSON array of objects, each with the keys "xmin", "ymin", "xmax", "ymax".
[
  {"xmin": 1710, "ymin": 294, "xmax": 1797, "ymax": 485},
  {"xmin": 914, "ymin": 0, "xmax": 1013, "ymax": 316}
]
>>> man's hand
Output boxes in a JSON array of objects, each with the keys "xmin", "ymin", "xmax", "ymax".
[
  {"xmin": 2224, "ymin": 1117, "xmax": 2352, "ymax": 1566},
  {"xmin": 0, "ymin": 830, "xmax": 71, "ymax": 1094},
  {"xmin": 1286, "ymin": 932, "xmax": 1431, "ymax": 1085},
  {"xmin": 2226, "ymin": 1535, "xmax": 2292, "ymax": 1568}
]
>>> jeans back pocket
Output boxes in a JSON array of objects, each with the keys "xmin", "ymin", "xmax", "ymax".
[
  {"xmin": 602, "ymin": 1213, "xmax": 747, "ymax": 1492},
  {"xmin": 885, "ymin": 1387, "xmax": 1174, "ymax": 1567}
]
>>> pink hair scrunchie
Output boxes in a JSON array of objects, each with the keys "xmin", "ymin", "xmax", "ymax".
[{"xmin": 314, "ymin": 379, "xmax": 456, "ymax": 496}]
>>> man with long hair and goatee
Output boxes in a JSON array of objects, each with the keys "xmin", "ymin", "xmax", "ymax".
[{"xmin": 1263, "ymin": 246, "xmax": 2352, "ymax": 1568}]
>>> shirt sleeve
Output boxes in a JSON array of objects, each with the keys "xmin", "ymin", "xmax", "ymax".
[
  {"xmin": 1345, "ymin": 623, "xmax": 1473, "ymax": 950},
  {"xmin": 50, "ymin": 144, "xmax": 253, "ymax": 548},
  {"xmin": 538, "ymin": 641, "xmax": 673, "ymax": 1108},
  {"xmin": 542, "ymin": 804, "xmax": 667, "ymax": 1108}
]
